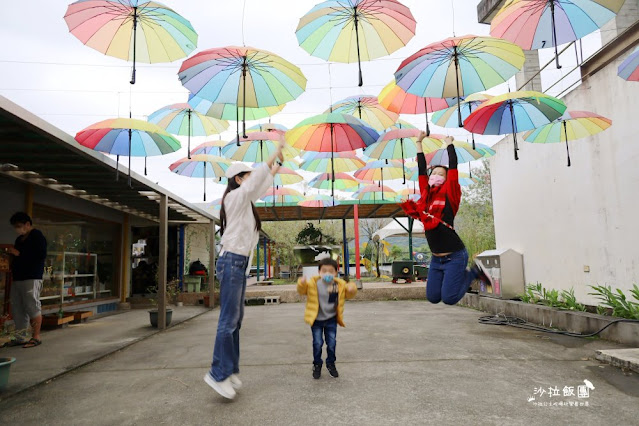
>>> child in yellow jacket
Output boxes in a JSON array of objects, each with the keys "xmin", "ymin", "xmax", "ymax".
[{"xmin": 297, "ymin": 257, "xmax": 357, "ymax": 379}]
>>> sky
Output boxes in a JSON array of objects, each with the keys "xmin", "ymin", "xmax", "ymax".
[{"xmin": 0, "ymin": 0, "xmax": 604, "ymax": 206}]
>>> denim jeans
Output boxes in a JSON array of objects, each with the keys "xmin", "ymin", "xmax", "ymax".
[
  {"xmin": 209, "ymin": 252, "xmax": 248, "ymax": 381},
  {"xmin": 311, "ymin": 316, "xmax": 337, "ymax": 365},
  {"xmin": 426, "ymin": 249, "xmax": 478, "ymax": 305}
]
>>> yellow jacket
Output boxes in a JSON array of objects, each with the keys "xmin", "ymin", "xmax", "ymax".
[{"xmin": 297, "ymin": 276, "xmax": 357, "ymax": 327}]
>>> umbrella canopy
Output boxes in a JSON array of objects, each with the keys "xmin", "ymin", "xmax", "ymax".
[
  {"xmin": 398, "ymin": 187, "xmax": 420, "ymax": 201},
  {"xmin": 64, "ymin": 0, "xmax": 197, "ymax": 84},
  {"xmin": 298, "ymin": 195, "xmax": 342, "ymax": 208},
  {"xmin": 464, "ymin": 91, "xmax": 567, "ymax": 160},
  {"xmin": 148, "ymin": 103, "xmax": 228, "ymax": 158},
  {"xmin": 472, "ymin": 142, "xmax": 496, "ymax": 158},
  {"xmin": 523, "ymin": 110, "xmax": 612, "ymax": 166},
  {"xmin": 178, "ymin": 46, "xmax": 307, "ymax": 138},
  {"xmin": 426, "ymin": 142, "xmax": 483, "ymax": 166},
  {"xmin": 169, "ymin": 154, "xmax": 230, "ymax": 201},
  {"xmin": 309, "ymin": 172, "xmax": 361, "ymax": 191},
  {"xmin": 491, "ymin": 0, "xmax": 624, "ymax": 68},
  {"xmin": 188, "ymin": 95, "xmax": 285, "ymax": 120},
  {"xmin": 395, "ymin": 35, "xmax": 525, "ymax": 127},
  {"xmin": 431, "ymin": 93, "xmax": 494, "ymax": 149},
  {"xmin": 282, "ymin": 159, "xmax": 301, "ymax": 170},
  {"xmin": 378, "ymin": 80, "xmax": 459, "ymax": 134},
  {"xmin": 287, "ymin": 113, "xmax": 379, "ymax": 152},
  {"xmin": 271, "ymin": 167, "xmax": 304, "ymax": 186},
  {"xmin": 261, "ymin": 187, "xmax": 305, "ymax": 205},
  {"xmin": 618, "ymin": 46, "xmax": 639, "ymax": 81},
  {"xmin": 247, "ymin": 123, "xmax": 288, "ymax": 133},
  {"xmin": 222, "ymin": 138, "xmax": 299, "ymax": 163},
  {"xmin": 354, "ymin": 159, "xmax": 407, "ymax": 183},
  {"xmin": 190, "ymin": 140, "xmax": 228, "ymax": 156},
  {"xmin": 329, "ymin": 95, "xmax": 399, "ymax": 131},
  {"xmin": 300, "ymin": 151, "xmax": 367, "ymax": 173},
  {"xmin": 296, "ymin": 0, "xmax": 416, "ymax": 86},
  {"xmin": 353, "ymin": 184, "xmax": 398, "ymax": 202},
  {"xmin": 458, "ymin": 172, "xmax": 481, "ymax": 187}
]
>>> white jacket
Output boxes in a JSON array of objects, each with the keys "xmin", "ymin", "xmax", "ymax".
[{"xmin": 219, "ymin": 164, "xmax": 273, "ymax": 258}]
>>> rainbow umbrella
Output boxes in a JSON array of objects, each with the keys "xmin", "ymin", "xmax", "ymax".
[
  {"xmin": 169, "ymin": 154, "xmax": 230, "ymax": 201},
  {"xmin": 353, "ymin": 184, "xmax": 398, "ymax": 202},
  {"xmin": 299, "ymin": 195, "xmax": 342, "ymax": 208},
  {"xmin": 208, "ymin": 198, "xmax": 222, "ymax": 212},
  {"xmin": 271, "ymin": 167, "xmax": 304, "ymax": 186},
  {"xmin": 261, "ymin": 187, "xmax": 305, "ymax": 206},
  {"xmin": 75, "ymin": 117, "xmax": 181, "ymax": 184},
  {"xmin": 329, "ymin": 95, "xmax": 399, "ymax": 131},
  {"xmin": 188, "ymin": 95, "xmax": 285, "ymax": 120},
  {"xmin": 431, "ymin": 93, "xmax": 494, "ymax": 148},
  {"xmin": 395, "ymin": 35, "xmax": 525, "ymax": 127},
  {"xmin": 190, "ymin": 140, "xmax": 228, "ymax": 156},
  {"xmin": 296, "ymin": 0, "xmax": 416, "ymax": 86},
  {"xmin": 491, "ymin": 0, "xmax": 624, "ymax": 69},
  {"xmin": 458, "ymin": 172, "xmax": 481, "ymax": 187},
  {"xmin": 300, "ymin": 151, "xmax": 366, "ymax": 173},
  {"xmin": 398, "ymin": 187, "xmax": 420, "ymax": 201},
  {"xmin": 287, "ymin": 113, "xmax": 378, "ymax": 195},
  {"xmin": 426, "ymin": 142, "xmax": 483, "ymax": 166},
  {"xmin": 64, "ymin": 0, "xmax": 197, "ymax": 84},
  {"xmin": 148, "ymin": 103, "xmax": 228, "ymax": 159},
  {"xmin": 618, "ymin": 46, "xmax": 639, "ymax": 81},
  {"xmin": 354, "ymin": 160, "xmax": 406, "ymax": 191},
  {"xmin": 309, "ymin": 172, "xmax": 361, "ymax": 191},
  {"xmin": 464, "ymin": 91, "xmax": 567, "ymax": 160},
  {"xmin": 223, "ymin": 135, "xmax": 299, "ymax": 163},
  {"xmin": 472, "ymin": 142, "xmax": 496, "ymax": 158},
  {"xmin": 523, "ymin": 110, "xmax": 612, "ymax": 166},
  {"xmin": 247, "ymin": 123, "xmax": 288, "ymax": 134},
  {"xmin": 282, "ymin": 159, "xmax": 301, "ymax": 170},
  {"xmin": 378, "ymin": 80, "xmax": 459, "ymax": 135},
  {"xmin": 178, "ymin": 46, "xmax": 306, "ymax": 139}
]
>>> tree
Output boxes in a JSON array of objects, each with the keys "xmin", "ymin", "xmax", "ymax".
[{"xmin": 455, "ymin": 161, "xmax": 496, "ymax": 262}]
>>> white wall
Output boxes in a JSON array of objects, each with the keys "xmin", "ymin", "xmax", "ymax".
[
  {"xmin": 184, "ymin": 224, "xmax": 210, "ymax": 274},
  {"xmin": 490, "ymin": 52, "xmax": 639, "ymax": 305}
]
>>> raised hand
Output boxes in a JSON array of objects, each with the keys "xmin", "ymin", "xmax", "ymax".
[{"xmin": 444, "ymin": 135, "xmax": 454, "ymax": 146}]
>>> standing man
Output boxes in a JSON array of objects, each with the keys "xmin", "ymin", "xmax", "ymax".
[{"xmin": 7, "ymin": 212, "xmax": 47, "ymax": 348}]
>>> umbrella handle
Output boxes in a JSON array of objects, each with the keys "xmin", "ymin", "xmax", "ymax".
[
  {"xmin": 130, "ymin": 8, "xmax": 138, "ymax": 85},
  {"xmin": 423, "ymin": 98, "xmax": 431, "ymax": 136},
  {"xmin": 453, "ymin": 47, "xmax": 463, "ymax": 127},
  {"xmin": 564, "ymin": 122, "xmax": 571, "ymax": 167},
  {"xmin": 187, "ymin": 110, "xmax": 192, "ymax": 159},
  {"xmin": 550, "ymin": 1, "xmax": 562, "ymax": 69},
  {"xmin": 354, "ymin": 13, "xmax": 363, "ymax": 87}
]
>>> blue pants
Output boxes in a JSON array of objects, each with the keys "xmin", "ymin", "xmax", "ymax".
[
  {"xmin": 311, "ymin": 317, "xmax": 337, "ymax": 365},
  {"xmin": 426, "ymin": 249, "xmax": 477, "ymax": 305},
  {"xmin": 210, "ymin": 252, "xmax": 248, "ymax": 381}
]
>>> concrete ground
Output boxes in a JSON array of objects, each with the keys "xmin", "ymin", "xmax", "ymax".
[{"xmin": 0, "ymin": 301, "xmax": 638, "ymax": 425}]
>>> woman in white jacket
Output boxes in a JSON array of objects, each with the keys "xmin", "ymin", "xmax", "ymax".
[{"xmin": 204, "ymin": 140, "xmax": 284, "ymax": 399}]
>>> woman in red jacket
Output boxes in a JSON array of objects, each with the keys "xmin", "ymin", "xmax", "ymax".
[{"xmin": 402, "ymin": 132, "xmax": 492, "ymax": 305}]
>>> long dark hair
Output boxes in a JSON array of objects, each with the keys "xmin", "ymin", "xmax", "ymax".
[{"xmin": 220, "ymin": 171, "xmax": 261, "ymax": 236}]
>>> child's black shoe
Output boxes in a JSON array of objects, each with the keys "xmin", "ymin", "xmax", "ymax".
[
  {"xmin": 326, "ymin": 364, "xmax": 339, "ymax": 378},
  {"xmin": 313, "ymin": 364, "xmax": 322, "ymax": 379}
]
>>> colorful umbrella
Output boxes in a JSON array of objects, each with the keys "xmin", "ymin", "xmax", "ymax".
[
  {"xmin": 464, "ymin": 91, "xmax": 567, "ymax": 160},
  {"xmin": 431, "ymin": 93, "xmax": 494, "ymax": 148},
  {"xmin": 300, "ymin": 151, "xmax": 366, "ymax": 173},
  {"xmin": 458, "ymin": 172, "xmax": 481, "ymax": 187},
  {"xmin": 247, "ymin": 123, "xmax": 288, "ymax": 134},
  {"xmin": 378, "ymin": 80, "xmax": 459, "ymax": 135},
  {"xmin": 190, "ymin": 140, "xmax": 228, "ymax": 156},
  {"xmin": 426, "ymin": 142, "xmax": 483, "ymax": 166},
  {"xmin": 523, "ymin": 110, "xmax": 612, "ymax": 166},
  {"xmin": 329, "ymin": 95, "xmax": 399, "ymax": 131},
  {"xmin": 208, "ymin": 198, "xmax": 222, "ymax": 212},
  {"xmin": 271, "ymin": 167, "xmax": 304, "ymax": 186},
  {"xmin": 491, "ymin": 0, "xmax": 624, "ymax": 69},
  {"xmin": 398, "ymin": 187, "xmax": 420, "ymax": 201},
  {"xmin": 296, "ymin": 0, "xmax": 416, "ymax": 86},
  {"xmin": 223, "ymin": 136, "xmax": 299, "ymax": 163},
  {"xmin": 75, "ymin": 117, "xmax": 181, "ymax": 185},
  {"xmin": 178, "ymin": 46, "xmax": 306, "ymax": 139},
  {"xmin": 282, "ymin": 159, "xmax": 301, "ymax": 170},
  {"xmin": 188, "ymin": 95, "xmax": 285, "ymax": 120},
  {"xmin": 64, "ymin": 0, "xmax": 197, "ymax": 84},
  {"xmin": 395, "ymin": 35, "xmax": 525, "ymax": 127},
  {"xmin": 353, "ymin": 184, "xmax": 398, "ymax": 202},
  {"xmin": 299, "ymin": 195, "xmax": 342, "ymax": 208},
  {"xmin": 472, "ymin": 142, "xmax": 496, "ymax": 159},
  {"xmin": 309, "ymin": 172, "xmax": 361, "ymax": 191},
  {"xmin": 618, "ymin": 46, "xmax": 639, "ymax": 81},
  {"xmin": 287, "ymin": 113, "xmax": 378, "ymax": 195},
  {"xmin": 261, "ymin": 187, "xmax": 305, "ymax": 206},
  {"xmin": 169, "ymin": 154, "xmax": 230, "ymax": 201},
  {"xmin": 148, "ymin": 103, "xmax": 228, "ymax": 158},
  {"xmin": 353, "ymin": 160, "xmax": 406, "ymax": 190}
]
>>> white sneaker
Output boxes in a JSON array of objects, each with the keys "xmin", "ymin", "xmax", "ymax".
[
  {"xmin": 229, "ymin": 374, "xmax": 242, "ymax": 390},
  {"xmin": 203, "ymin": 373, "xmax": 236, "ymax": 400}
]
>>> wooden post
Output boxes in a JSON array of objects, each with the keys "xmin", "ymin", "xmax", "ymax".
[
  {"xmin": 158, "ymin": 194, "xmax": 168, "ymax": 330},
  {"xmin": 267, "ymin": 241, "xmax": 272, "ymax": 279},
  {"xmin": 208, "ymin": 220, "xmax": 216, "ymax": 308},
  {"xmin": 354, "ymin": 204, "xmax": 361, "ymax": 289}
]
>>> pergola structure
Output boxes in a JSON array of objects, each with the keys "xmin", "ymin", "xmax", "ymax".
[{"xmin": 0, "ymin": 96, "xmax": 219, "ymax": 329}]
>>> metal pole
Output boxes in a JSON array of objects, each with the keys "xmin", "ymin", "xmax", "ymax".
[
  {"xmin": 263, "ymin": 238, "xmax": 268, "ymax": 280},
  {"xmin": 267, "ymin": 242, "xmax": 272, "ymax": 279},
  {"xmin": 158, "ymin": 194, "xmax": 168, "ymax": 330},
  {"xmin": 354, "ymin": 204, "xmax": 362, "ymax": 289},
  {"xmin": 208, "ymin": 221, "xmax": 216, "ymax": 307},
  {"xmin": 408, "ymin": 217, "xmax": 414, "ymax": 261},
  {"xmin": 342, "ymin": 218, "xmax": 349, "ymax": 278}
]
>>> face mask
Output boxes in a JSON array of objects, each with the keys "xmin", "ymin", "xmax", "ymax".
[
  {"xmin": 429, "ymin": 175, "xmax": 445, "ymax": 187},
  {"xmin": 322, "ymin": 274, "xmax": 334, "ymax": 284}
]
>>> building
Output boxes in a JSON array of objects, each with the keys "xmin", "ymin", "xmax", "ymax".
[{"xmin": 477, "ymin": 1, "xmax": 639, "ymax": 304}]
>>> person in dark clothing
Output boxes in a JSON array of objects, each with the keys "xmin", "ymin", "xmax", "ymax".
[
  {"xmin": 7, "ymin": 212, "xmax": 47, "ymax": 347},
  {"xmin": 401, "ymin": 132, "xmax": 492, "ymax": 305}
]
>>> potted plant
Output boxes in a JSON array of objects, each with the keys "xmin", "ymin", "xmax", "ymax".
[
  {"xmin": 147, "ymin": 280, "xmax": 179, "ymax": 328},
  {"xmin": 293, "ymin": 223, "xmax": 340, "ymax": 265}
]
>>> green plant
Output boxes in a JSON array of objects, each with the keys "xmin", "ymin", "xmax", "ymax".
[
  {"xmin": 589, "ymin": 285, "xmax": 639, "ymax": 320},
  {"xmin": 596, "ymin": 306, "xmax": 609, "ymax": 316},
  {"xmin": 147, "ymin": 280, "xmax": 180, "ymax": 309},
  {"xmin": 295, "ymin": 223, "xmax": 337, "ymax": 245},
  {"xmin": 559, "ymin": 288, "xmax": 587, "ymax": 311}
]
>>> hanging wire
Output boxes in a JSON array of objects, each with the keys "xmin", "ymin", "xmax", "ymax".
[
  {"xmin": 242, "ymin": 0, "xmax": 247, "ymax": 46},
  {"xmin": 451, "ymin": 0, "xmax": 456, "ymax": 37}
]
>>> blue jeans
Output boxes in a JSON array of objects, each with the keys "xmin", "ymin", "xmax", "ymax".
[
  {"xmin": 311, "ymin": 317, "xmax": 337, "ymax": 365},
  {"xmin": 426, "ymin": 249, "xmax": 477, "ymax": 305},
  {"xmin": 209, "ymin": 252, "xmax": 248, "ymax": 381}
]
